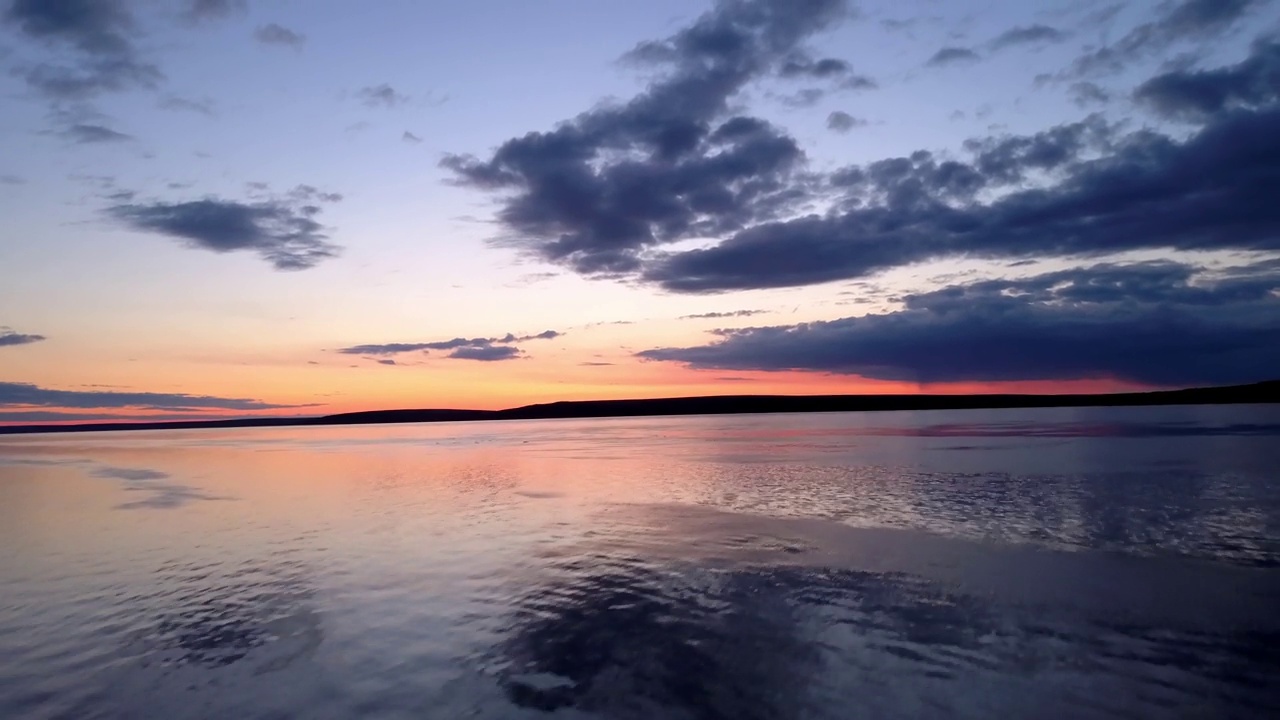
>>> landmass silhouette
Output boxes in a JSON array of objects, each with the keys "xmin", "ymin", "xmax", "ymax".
[{"xmin": 2, "ymin": 380, "xmax": 1277, "ymax": 435}]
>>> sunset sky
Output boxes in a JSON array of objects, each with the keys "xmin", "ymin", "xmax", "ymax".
[{"xmin": 2, "ymin": 0, "xmax": 1279, "ymax": 423}]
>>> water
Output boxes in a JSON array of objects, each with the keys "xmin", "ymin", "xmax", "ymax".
[{"xmin": 1, "ymin": 405, "xmax": 1278, "ymax": 719}]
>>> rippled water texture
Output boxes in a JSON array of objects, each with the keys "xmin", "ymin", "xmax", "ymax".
[{"xmin": 2, "ymin": 405, "xmax": 1279, "ymax": 719}]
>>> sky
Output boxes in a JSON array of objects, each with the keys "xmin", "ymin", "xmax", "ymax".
[{"xmin": 1, "ymin": 0, "xmax": 1279, "ymax": 424}]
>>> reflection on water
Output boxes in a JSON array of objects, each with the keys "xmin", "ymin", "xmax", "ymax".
[{"xmin": 1, "ymin": 405, "xmax": 1278, "ymax": 718}]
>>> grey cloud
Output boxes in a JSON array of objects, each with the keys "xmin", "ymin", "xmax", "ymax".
[
  {"xmin": 402, "ymin": 131, "xmax": 422, "ymax": 143},
  {"xmin": 254, "ymin": 23, "xmax": 304, "ymax": 48},
  {"xmin": 1134, "ymin": 38, "xmax": 1280, "ymax": 121},
  {"xmin": 1069, "ymin": 81, "xmax": 1111, "ymax": 107},
  {"xmin": 1, "ymin": 175, "xmax": 24, "ymax": 184},
  {"xmin": 679, "ymin": 310, "xmax": 766, "ymax": 319},
  {"xmin": 989, "ymin": 24, "xmax": 1067, "ymax": 51},
  {"xmin": 376, "ymin": 359, "xmax": 396, "ymax": 366},
  {"xmin": 337, "ymin": 330, "xmax": 562, "ymax": 356},
  {"xmin": 644, "ymin": 101, "xmax": 1280, "ymax": 292},
  {"xmin": 0, "ymin": 381, "xmax": 300, "ymax": 410},
  {"xmin": 358, "ymin": 83, "xmax": 408, "ymax": 107},
  {"xmin": 779, "ymin": 87, "xmax": 826, "ymax": 107},
  {"xmin": 159, "ymin": 95, "xmax": 215, "ymax": 116},
  {"xmin": 184, "ymin": 0, "xmax": 246, "ymax": 23},
  {"xmin": 639, "ymin": 261, "xmax": 1280, "ymax": 387},
  {"xmin": 1069, "ymin": 0, "xmax": 1261, "ymax": 76},
  {"xmin": 443, "ymin": 0, "xmax": 847, "ymax": 276},
  {"xmin": 448, "ymin": 345, "xmax": 522, "ymax": 362},
  {"xmin": 826, "ymin": 110, "xmax": 866, "ymax": 132},
  {"xmin": 778, "ymin": 55, "xmax": 851, "ymax": 79},
  {"xmin": 2, "ymin": 0, "xmax": 162, "ymax": 100},
  {"xmin": 926, "ymin": 47, "xmax": 980, "ymax": 67},
  {"xmin": 107, "ymin": 186, "xmax": 343, "ymax": 270},
  {"xmin": 59, "ymin": 122, "xmax": 131, "ymax": 143},
  {"xmin": 0, "ymin": 329, "xmax": 46, "ymax": 346}
]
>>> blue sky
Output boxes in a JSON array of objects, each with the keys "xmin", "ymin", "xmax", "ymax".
[{"xmin": 2, "ymin": 0, "xmax": 1279, "ymax": 422}]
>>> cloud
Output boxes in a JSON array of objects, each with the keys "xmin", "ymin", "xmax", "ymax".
[
  {"xmin": 1, "ymin": 175, "xmax": 24, "ymax": 184},
  {"xmin": 0, "ymin": 381, "xmax": 301, "ymax": 410},
  {"xmin": 926, "ymin": 47, "xmax": 980, "ymax": 67},
  {"xmin": 254, "ymin": 23, "xmax": 305, "ymax": 48},
  {"xmin": 336, "ymin": 330, "xmax": 562, "ymax": 357},
  {"xmin": 2, "ymin": 0, "xmax": 162, "ymax": 100},
  {"xmin": 358, "ymin": 83, "xmax": 408, "ymax": 108},
  {"xmin": 778, "ymin": 87, "xmax": 826, "ymax": 107},
  {"xmin": 643, "ymin": 99, "xmax": 1280, "ymax": 291},
  {"xmin": 0, "ymin": 329, "xmax": 46, "ymax": 346},
  {"xmin": 448, "ymin": 345, "xmax": 522, "ymax": 361},
  {"xmin": 988, "ymin": 24, "xmax": 1067, "ymax": 51},
  {"xmin": 639, "ymin": 260, "xmax": 1280, "ymax": 387},
  {"xmin": 106, "ymin": 185, "xmax": 343, "ymax": 270},
  {"xmin": 679, "ymin": 310, "xmax": 766, "ymax": 319},
  {"xmin": 778, "ymin": 55, "xmax": 850, "ymax": 79},
  {"xmin": 1069, "ymin": 0, "xmax": 1262, "ymax": 76},
  {"xmin": 1134, "ymin": 38, "xmax": 1280, "ymax": 122},
  {"xmin": 376, "ymin": 359, "xmax": 397, "ymax": 366},
  {"xmin": 184, "ymin": 0, "xmax": 246, "ymax": 23},
  {"xmin": 443, "ymin": 0, "xmax": 847, "ymax": 276},
  {"xmin": 443, "ymin": 0, "xmax": 1280, "ymax": 298},
  {"xmin": 158, "ymin": 95, "xmax": 215, "ymax": 116},
  {"xmin": 58, "ymin": 122, "xmax": 132, "ymax": 143},
  {"xmin": 1069, "ymin": 81, "xmax": 1111, "ymax": 107},
  {"xmin": 402, "ymin": 131, "xmax": 422, "ymax": 144},
  {"xmin": 826, "ymin": 110, "xmax": 866, "ymax": 132}
]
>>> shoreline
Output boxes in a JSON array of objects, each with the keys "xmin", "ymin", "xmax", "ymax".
[{"xmin": 2, "ymin": 380, "xmax": 1277, "ymax": 435}]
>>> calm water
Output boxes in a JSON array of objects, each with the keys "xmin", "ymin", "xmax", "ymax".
[{"xmin": 2, "ymin": 406, "xmax": 1279, "ymax": 719}]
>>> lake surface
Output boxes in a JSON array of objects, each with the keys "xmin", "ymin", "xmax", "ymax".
[{"xmin": 2, "ymin": 405, "xmax": 1279, "ymax": 719}]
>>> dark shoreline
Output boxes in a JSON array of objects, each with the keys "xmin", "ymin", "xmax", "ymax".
[{"xmin": 2, "ymin": 380, "xmax": 1277, "ymax": 435}]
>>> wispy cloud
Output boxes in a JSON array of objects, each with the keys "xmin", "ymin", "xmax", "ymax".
[
  {"xmin": 254, "ymin": 23, "xmax": 305, "ymax": 48},
  {"xmin": 106, "ymin": 184, "xmax": 343, "ymax": 270},
  {"xmin": 337, "ymin": 330, "xmax": 562, "ymax": 360},
  {"xmin": 0, "ymin": 328, "xmax": 46, "ymax": 347},
  {"xmin": 0, "ymin": 381, "xmax": 304, "ymax": 410}
]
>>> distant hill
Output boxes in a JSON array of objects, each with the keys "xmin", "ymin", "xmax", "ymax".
[{"xmin": 2, "ymin": 380, "xmax": 1277, "ymax": 435}]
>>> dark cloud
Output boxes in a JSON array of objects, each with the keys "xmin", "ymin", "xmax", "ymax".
[
  {"xmin": 775, "ymin": 54, "xmax": 875, "ymax": 89},
  {"xmin": 443, "ymin": 0, "xmax": 847, "ymax": 275},
  {"xmin": 926, "ymin": 47, "xmax": 980, "ymax": 67},
  {"xmin": 579, "ymin": 361, "xmax": 615, "ymax": 366},
  {"xmin": 106, "ymin": 185, "xmax": 343, "ymax": 270},
  {"xmin": 336, "ymin": 330, "xmax": 562, "ymax": 356},
  {"xmin": 0, "ymin": 329, "xmax": 46, "ymax": 346},
  {"xmin": 449, "ymin": 345, "xmax": 522, "ymax": 362},
  {"xmin": 644, "ymin": 101, "xmax": 1280, "ymax": 291},
  {"xmin": 1134, "ymin": 38, "xmax": 1280, "ymax": 121},
  {"xmin": 254, "ymin": 23, "xmax": 304, "ymax": 48},
  {"xmin": 59, "ymin": 122, "xmax": 131, "ymax": 143},
  {"xmin": 826, "ymin": 110, "xmax": 866, "ymax": 132},
  {"xmin": 1069, "ymin": 81, "xmax": 1111, "ymax": 107},
  {"xmin": 376, "ymin": 359, "xmax": 396, "ymax": 366},
  {"xmin": 2, "ymin": 0, "xmax": 162, "ymax": 100},
  {"xmin": 679, "ymin": 310, "xmax": 766, "ymax": 319},
  {"xmin": 184, "ymin": 0, "xmax": 246, "ymax": 23},
  {"xmin": 358, "ymin": 83, "xmax": 408, "ymax": 108},
  {"xmin": 639, "ymin": 261, "xmax": 1280, "ymax": 387},
  {"xmin": 158, "ymin": 95, "xmax": 215, "ymax": 116},
  {"xmin": 402, "ymin": 131, "xmax": 422, "ymax": 144},
  {"xmin": 1069, "ymin": 0, "xmax": 1262, "ymax": 76},
  {"xmin": 989, "ymin": 24, "xmax": 1067, "ymax": 51},
  {"xmin": 0, "ymin": 381, "xmax": 300, "ymax": 410},
  {"xmin": 778, "ymin": 87, "xmax": 826, "ymax": 107},
  {"xmin": 1, "ymin": 0, "xmax": 163, "ymax": 109},
  {"xmin": 778, "ymin": 54, "xmax": 850, "ymax": 79}
]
